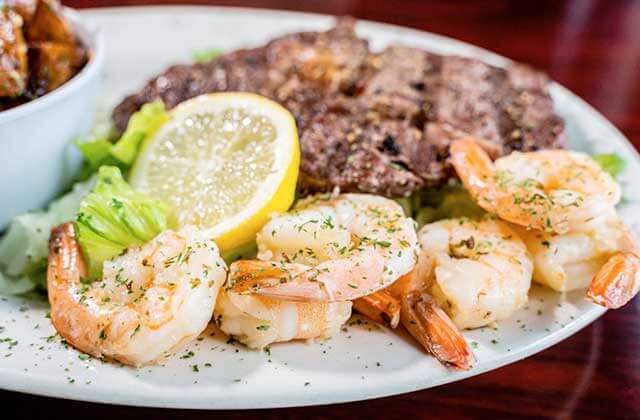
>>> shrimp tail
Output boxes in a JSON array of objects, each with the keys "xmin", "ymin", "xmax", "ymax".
[
  {"xmin": 587, "ymin": 252, "xmax": 640, "ymax": 309},
  {"xmin": 47, "ymin": 223, "xmax": 104, "ymax": 358},
  {"xmin": 450, "ymin": 139, "xmax": 496, "ymax": 198},
  {"xmin": 48, "ymin": 222, "xmax": 87, "ymax": 304},
  {"xmin": 401, "ymin": 291, "xmax": 475, "ymax": 370},
  {"xmin": 353, "ymin": 291, "xmax": 401, "ymax": 328}
]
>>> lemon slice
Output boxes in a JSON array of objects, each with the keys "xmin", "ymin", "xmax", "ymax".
[{"xmin": 129, "ymin": 93, "xmax": 299, "ymax": 250}]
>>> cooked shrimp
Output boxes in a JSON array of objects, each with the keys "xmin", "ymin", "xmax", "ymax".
[
  {"xmin": 215, "ymin": 193, "xmax": 417, "ymax": 348},
  {"xmin": 47, "ymin": 223, "xmax": 227, "ymax": 366},
  {"xmin": 228, "ymin": 193, "xmax": 418, "ymax": 301},
  {"xmin": 413, "ymin": 217, "xmax": 533, "ymax": 329},
  {"xmin": 354, "ymin": 220, "xmax": 528, "ymax": 370},
  {"xmin": 515, "ymin": 209, "xmax": 640, "ymax": 308},
  {"xmin": 450, "ymin": 138, "xmax": 621, "ymax": 234},
  {"xmin": 214, "ymin": 288, "xmax": 351, "ymax": 349}
]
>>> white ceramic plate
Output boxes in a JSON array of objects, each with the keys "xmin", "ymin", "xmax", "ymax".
[{"xmin": 1, "ymin": 6, "xmax": 639, "ymax": 409}]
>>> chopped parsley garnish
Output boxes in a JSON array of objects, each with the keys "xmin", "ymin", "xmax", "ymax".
[
  {"xmin": 373, "ymin": 240, "xmax": 391, "ymax": 248},
  {"xmin": 181, "ymin": 350, "xmax": 195, "ymax": 359},
  {"xmin": 131, "ymin": 324, "xmax": 141, "ymax": 337}
]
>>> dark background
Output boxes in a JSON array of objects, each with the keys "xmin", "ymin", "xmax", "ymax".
[{"xmin": 4, "ymin": 1, "xmax": 640, "ymax": 418}]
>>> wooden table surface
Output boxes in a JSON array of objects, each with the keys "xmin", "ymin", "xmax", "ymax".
[{"xmin": 5, "ymin": 0, "xmax": 640, "ymax": 418}]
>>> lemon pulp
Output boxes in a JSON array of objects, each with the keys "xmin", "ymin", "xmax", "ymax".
[{"xmin": 130, "ymin": 93, "xmax": 299, "ymax": 250}]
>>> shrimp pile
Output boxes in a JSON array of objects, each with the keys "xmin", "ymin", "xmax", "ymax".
[
  {"xmin": 43, "ymin": 139, "xmax": 640, "ymax": 371},
  {"xmin": 355, "ymin": 140, "xmax": 638, "ymax": 369},
  {"xmin": 355, "ymin": 217, "xmax": 531, "ymax": 370},
  {"xmin": 451, "ymin": 138, "xmax": 640, "ymax": 308},
  {"xmin": 47, "ymin": 223, "xmax": 227, "ymax": 366},
  {"xmin": 215, "ymin": 193, "xmax": 418, "ymax": 348}
]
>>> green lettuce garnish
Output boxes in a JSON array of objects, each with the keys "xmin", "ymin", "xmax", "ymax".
[
  {"xmin": 592, "ymin": 153, "xmax": 626, "ymax": 178},
  {"xmin": 395, "ymin": 182, "xmax": 485, "ymax": 228},
  {"xmin": 110, "ymin": 101, "xmax": 168, "ymax": 165},
  {"xmin": 221, "ymin": 241, "xmax": 257, "ymax": 265},
  {"xmin": 0, "ymin": 176, "xmax": 96, "ymax": 294},
  {"xmin": 76, "ymin": 139, "xmax": 114, "ymax": 168},
  {"xmin": 75, "ymin": 166, "xmax": 175, "ymax": 279},
  {"xmin": 193, "ymin": 48, "xmax": 223, "ymax": 63},
  {"xmin": 76, "ymin": 100, "xmax": 168, "ymax": 176}
]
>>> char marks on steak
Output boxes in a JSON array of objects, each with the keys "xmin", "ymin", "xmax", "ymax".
[{"xmin": 112, "ymin": 18, "xmax": 565, "ymax": 197}]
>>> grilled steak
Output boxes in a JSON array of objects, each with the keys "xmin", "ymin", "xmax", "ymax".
[
  {"xmin": 113, "ymin": 18, "xmax": 565, "ymax": 197},
  {"xmin": 113, "ymin": 19, "xmax": 368, "ymax": 133}
]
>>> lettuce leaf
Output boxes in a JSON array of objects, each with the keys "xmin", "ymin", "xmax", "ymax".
[
  {"xmin": 193, "ymin": 48, "xmax": 223, "ymax": 63},
  {"xmin": 0, "ymin": 176, "xmax": 96, "ymax": 294},
  {"xmin": 110, "ymin": 101, "xmax": 168, "ymax": 165},
  {"xmin": 395, "ymin": 182, "xmax": 485, "ymax": 228},
  {"xmin": 221, "ymin": 241, "xmax": 257, "ymax": 265},
  {"xmin": 592, "ymin": 153, "xmax": 626, "ymax": 178},
  {"xmin": 76, "ymin": 100, "xmax": 168, "ymax": 175},
  {"xmin": 75, "ymin": 166, "xmax": 175, "ymax": 279},
  {"xmin": 76, "ymin": 139, "xmax": 113, "ymax": 168},
  {"xmin": 0, "ymin": 271, "xmax": 43, "ymax": 295}
]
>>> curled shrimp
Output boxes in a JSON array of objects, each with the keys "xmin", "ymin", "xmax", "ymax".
[
  {"xmin": 450, "ymin": 138, "xmax": 620, "ymax": 234},
  {"xmin": 227, "ymin": 193, "xmax": 418, "ymax": 301},
  {"xmin": 412, "ymin": 217, "xmax": 533, "ymax": 329},
  {"xmin": 47, "ymin": 223, "xmax": 227, "ymax": 366},
  {"xmin": 216, "ymin": 193, "xmax": 418, "ymax": 348},
  {"xmin": 340, "ymin": 217, "xmax": 533, "ymax": 370},
  {"xmin": 516, "ymin": 209, "xmax": 640, "ymax": 308}
]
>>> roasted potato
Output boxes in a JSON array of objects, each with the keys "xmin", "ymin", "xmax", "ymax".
[
  {"xmin": 0, "ymin": 9, "xmax": 28, "ymax": 97},
  {"xmin": 26, "ymin": 0, "xmax": 74, "ymax": 44},
  {"xmin": 28, "ymin": 41, "xmax": 86, "ymax": 96},
  {"xmin": 1, "ymin": 0, "xmax": 88, "ymax": 105}
]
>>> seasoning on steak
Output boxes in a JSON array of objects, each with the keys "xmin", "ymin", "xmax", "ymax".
[{"xmin": 112, "ymin": 18, "xmax": 565, "ymax": 197}]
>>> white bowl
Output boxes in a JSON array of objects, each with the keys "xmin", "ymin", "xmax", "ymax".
[{"xmin": 0, "ymin": 8, "xmax": 104, "ymax": 229}]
